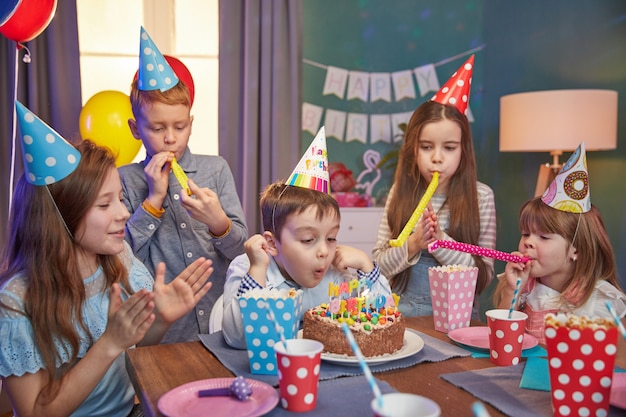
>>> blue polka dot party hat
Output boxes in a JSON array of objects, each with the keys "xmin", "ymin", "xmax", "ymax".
[
  {"xmin": 541, "ymin": 142, "xmax": 591, "ymax": 213},
  {"xmin": 137, "ymin": 26, "xmax": 179, "ymax": 92},
  {"xmin": 15, "ymin": 101, "xmax": 81, "ymax": 185}
]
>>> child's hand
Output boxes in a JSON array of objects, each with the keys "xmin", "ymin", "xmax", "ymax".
[
  {"xmin": 180, "ymin": 179, "xmax": 231, "ymax": 236},
  {"xmin": 421, "ymin": 203, "xmax": 441, "ymax": 244},
  {"xmin": 152, "ymin": 259, "xmax": 214, "ymax": 324},
  {"xmin": 244, "ymin": 234, "xmax": 272, "ymax": 286},
  {"xmin": 504, "ymin": 251, "xmax": 531, "ymax": 291},
  {"xmin": 244, "ymin": 235, "xmax": 272, "ymax": 267},
  {"xmin": 102, "ymin": 284, "xmax": 156, "ymax": 352},
  {"xmin": 406, "ymin": 208, "xmax": 435, "ymax": 257},
  {"xmin": 333, "ymin": 245, "xmax": 374, "ymax": 273},
  {"xmin": 143, "ymin": 151, "xmax": 173, "ymax": 206}
]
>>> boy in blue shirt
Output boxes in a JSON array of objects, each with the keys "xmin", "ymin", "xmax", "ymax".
[
  {"xmin": 222, "ymin": 127, "xmax": 391, "ymax": 348},
  {"xmin": 120, "ymin": 27, "xmax": 247, "ymax": 343}
]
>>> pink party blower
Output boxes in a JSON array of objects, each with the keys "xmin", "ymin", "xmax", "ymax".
[{"xmin": 428, "ymin": 240, "xmax": 531, "ymax": 264}]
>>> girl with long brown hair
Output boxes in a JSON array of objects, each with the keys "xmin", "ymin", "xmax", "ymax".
[
  {"xmin": 0, "ymin": 109, "xmax": 213, "ymax": 417},
  {"xmin": 373, "ymin": 56, "xmax": 496, "ymax": 316}
]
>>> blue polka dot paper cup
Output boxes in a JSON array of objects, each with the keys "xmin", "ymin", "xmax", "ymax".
[
  {"xmin": 238, "ymin": 289, "xmax": 304, "ymax": 375},
  {"xmin": 544, "ymin": 313, "xmax": 618, "ymax": 417},
  {"xmin": 428, "ymin": 265, "xmax": 478, "ymax": 333}
]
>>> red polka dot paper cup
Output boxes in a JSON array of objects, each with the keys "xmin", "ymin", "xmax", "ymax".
[
  {"xmin": 544, "ymin": 314, "xmax": 618, "ymax": 417},
  {"xmin": 274, "ymin": 338, "xmax": 323, "ymax": 412},
  {"xmin": 485, "ymin": 309, "xmax": 528, "ymax": 366}
]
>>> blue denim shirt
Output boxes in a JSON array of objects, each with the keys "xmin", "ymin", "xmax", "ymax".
[{"xmin": 119, "ymin": 147, "xmax": 248, "ymax": 343}]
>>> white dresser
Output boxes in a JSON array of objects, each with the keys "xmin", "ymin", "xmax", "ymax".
[{"xmin": 337, "ymin": 207, "xmax": 385, "ymax": 258}]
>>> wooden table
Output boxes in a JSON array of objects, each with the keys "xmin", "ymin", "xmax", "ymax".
[
  {"xmin": 126, "ymin": 316, "xmax": 626, "ymax": 416},
  {"xmin": 126, "ymin": 316, "xmax": 515, "ymax": 417}
]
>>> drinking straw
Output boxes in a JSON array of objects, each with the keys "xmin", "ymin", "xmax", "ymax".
[
  {"xmin": 472, "ymin": 401, "xmax": 491, "ymax": 417},
  {"xmin": 428, "ymin": 240, "xmax": 532, "ymax": 264},
  {"xmin": 605, "ymin": 300, "xmax": 626, "ymax": 340},
  {"xmin": 389, "ymin": 172, "xmax": 439, "ymax": 247},
  {"xmin": 341, "ymin": 322, "xmax": 383, "ymax": 409},
  {"xmin": 265, "ymin": 302, "xmax": 289, "ymax": 352},
  {"xmin": 508, "ymin": 277, "xmax": 522, "ymax": 319}
]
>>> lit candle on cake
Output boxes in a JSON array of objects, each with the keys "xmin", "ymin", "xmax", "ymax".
[{"xmin": 389, "ymin": 172, "xmax": 439, "ymax": 247}]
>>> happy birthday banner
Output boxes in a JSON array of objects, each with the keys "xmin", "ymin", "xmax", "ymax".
[{"xmin": 302, "ymin": 45, "xmax": 483, "ymax": 144}]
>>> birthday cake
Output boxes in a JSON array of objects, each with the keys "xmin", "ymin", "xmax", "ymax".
[{"xmin": 302, "ymin": 302, "xmax": 405, "ymax": 357}]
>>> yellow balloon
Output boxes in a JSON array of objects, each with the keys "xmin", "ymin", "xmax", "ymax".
[{"xmin": 79, "ymin": 90, "xmax": 142, "ymax": 166}]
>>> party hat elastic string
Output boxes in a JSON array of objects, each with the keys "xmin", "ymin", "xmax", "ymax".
[
  {"xmin": 44, "ymin": 186, "xmax": 75, "ymax": 241},
  {"xmin": 271, "ymin": 185, "xmax": 290, "ymax": 235}
]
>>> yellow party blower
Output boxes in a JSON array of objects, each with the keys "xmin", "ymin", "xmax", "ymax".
[
  {"xmin": 171, "ymin": 157, "xmax": 192, "ymax": 195},
  {"xmin": 389, "ymin": 171, "xmax": 439, "ymax": 247}
]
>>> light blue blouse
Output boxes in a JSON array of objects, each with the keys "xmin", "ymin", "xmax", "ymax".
[{"xmin": 0, "ymin": 243, "xmax": 154, "ymax": 417}]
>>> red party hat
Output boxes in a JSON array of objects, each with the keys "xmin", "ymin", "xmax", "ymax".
[{"xmin": 430, "ymin": 54, "xmax": 474, "ymax": 115}]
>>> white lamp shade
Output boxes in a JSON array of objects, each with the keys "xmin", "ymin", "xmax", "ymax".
[{"xmin": 499, "ymin": 89, "xmax": 618, "ymax": 152}]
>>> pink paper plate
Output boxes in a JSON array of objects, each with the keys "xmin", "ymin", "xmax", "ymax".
[
  {"xmin": 611, "ymin": 372, "xmax": 626, "ymax": 410},
  {"xmin": 157, "ymin": 377, "xmax": 279, "ymax": 417},
  {"xmin": 448, "ymin": 326, "xmax": 538, "ymax": 350}
]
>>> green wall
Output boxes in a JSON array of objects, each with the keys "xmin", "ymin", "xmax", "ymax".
[{"xmin": 302, "ymin": 0, "xmax": 626, "ymax": 288}]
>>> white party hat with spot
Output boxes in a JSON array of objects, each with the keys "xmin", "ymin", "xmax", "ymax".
[
  {"xmin": 137, "ymin": 26, "xmax": 179, "ymax": 92},
  {"xmin": 285, "ymin": 126, "xmax": 330, "ymax": 194},
  {"xmin": 541, "ymin": 142, "xmax": 590, "ymax": 213},
  {"xmin": 15, "ymin": 101, "xmax": 81, "ymax": 186},
  {"xmin": 430, "ymin": 54, "xmax": 474, "ymax": 116}
]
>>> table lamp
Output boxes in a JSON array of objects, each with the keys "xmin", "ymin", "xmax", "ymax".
[{"xmin": 499, "ymin": 89, "xmax": 618, "ymax": 196}]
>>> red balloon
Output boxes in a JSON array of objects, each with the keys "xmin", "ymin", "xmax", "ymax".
[
  {"xmin": 165, "ymin": 55, "xmax": 195, "ymax": 105},
  {"xmin": 133, "ymin": 55, "xmax": 195, "ymax": 105},
  {"xmin": 0, "ymin": 0, "xmax": 57, "ymax": 43}
]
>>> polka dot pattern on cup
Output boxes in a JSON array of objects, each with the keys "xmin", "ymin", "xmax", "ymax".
[
  {"xmin": 275, "ymin": 340, "xmax": 322, "ymax": 412},
  {"xmin": 486, "ymin": 309, "xmax": 527, "ymax": 366},
  {"xmin": 238, "ymin": 292, "xmax": 304, "ymax": 375},
  {"xmin": 428, "ymin": 265, "xmax": 478, "ymax": 333},
  {"xmin": 545, "ymin": 324, "xmax": 618, "ymax": 417}
]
